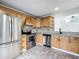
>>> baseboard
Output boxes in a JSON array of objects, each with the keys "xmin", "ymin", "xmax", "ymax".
[
  {"xmin": 39, "ymin": 44, "xmax": 79, "ymax": 57},
  {"xmin": 51, "ymin": 47, "xmax": 79, "ymax": 57}
]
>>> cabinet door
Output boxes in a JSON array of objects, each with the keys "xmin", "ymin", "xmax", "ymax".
[
  {"xmin": 51, "ymin": 35, "xmax": 60, "ymax": 48},
  {"xmin": 21, "ymin": 35, "xmax": 27, "ymax": 50},
  {"xmin": 60, "ymin": 36, "xmax": 69, "ymax": 50},
  {"xmin": 35, "ymin": 20, "xmax": 40, "ymax": 28},
  {"xmin": 36, "ymin": 33, "xmax": 43, "ymax": 45},
  {"xmin": 68, "ymin": 37, "xmax": 79, "ymax": 54},
  {"xmin": 40, "ymin": 16, "xmax": 54, "ymax": 27}
]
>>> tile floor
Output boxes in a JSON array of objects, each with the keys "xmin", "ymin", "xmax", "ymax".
[{"xmin": 15, "ymin": 45, "xmax": 79, "ymax": 59}]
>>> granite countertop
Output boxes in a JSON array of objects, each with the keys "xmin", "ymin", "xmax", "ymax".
[
  {"xmin": 53, "ymin": 31, "xmax": 79, "ymax": 37},
  {"xmin": 32, "ymin": 28, "xmax": 79, "ymax": 37}
]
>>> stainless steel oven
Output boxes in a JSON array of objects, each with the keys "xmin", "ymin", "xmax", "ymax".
[{"xmin": 28, "ymin": 33, "xmax": 36, "ymax": 49}]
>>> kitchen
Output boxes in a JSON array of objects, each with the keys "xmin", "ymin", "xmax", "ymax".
[{"xmin": 0, "ymin": 0, "xmax": 79, "ymax": 59}]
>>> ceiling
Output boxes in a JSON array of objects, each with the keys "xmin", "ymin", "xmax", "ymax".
[{"xmin": 0, "ymin": 0, "xmax": 79, "ymax": 17}]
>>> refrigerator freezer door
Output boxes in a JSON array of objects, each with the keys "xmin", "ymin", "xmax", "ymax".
[
  {"xmin": 11, "ymin": 16, "xmax": 21, "ymax": 41},
  {"xmin": 0, "ymin": 43, "xmax": 13, "ymax": 59},
  {"xmin": 0, "ymin": 14, "xmax": 11, "ymax": 44},
  {"xmin": 0, "ymin": 41, "xmax": 21, "ymax": 59},
  {"xmin": 12, "ymin": 41, "xmax": 21, "ymax": 58}
]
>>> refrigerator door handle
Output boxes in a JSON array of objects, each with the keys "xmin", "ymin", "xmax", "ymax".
[
  {"xmin": 9, "ymin": 16, "xmax": 12, "ymax": 42},
  {"xmin": 9, "ymin": 16, "xmax": 11, "ymax": 42}
]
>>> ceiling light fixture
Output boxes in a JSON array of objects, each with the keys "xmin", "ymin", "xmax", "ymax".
[{"xmin": 54, "ymin": 7, "xmax": 59, "ymax": 11}]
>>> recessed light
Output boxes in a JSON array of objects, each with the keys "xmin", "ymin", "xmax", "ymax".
[
  {"xmin": 66, "ymin": 19, "xmax": 70, "ymax": 23},
  {"xmin": 54, "ymin": 7, "xmax": 59, "ymax": 11}
]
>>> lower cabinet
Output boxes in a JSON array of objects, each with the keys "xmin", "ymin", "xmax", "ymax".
[
  {"xmin": 21, "ymin": 35, "xmax": 28, "ymax": 50},
  {"xmin": 51, "ymin": 35, "xmax": 60, "ymax": 48},
  {"xmin": 60, "ymin": 36, "xmax": 69, "ymax": 50},
  {"xmin": 36, "ymin": 33, "xmax": 43, "ymax": 45},
  {"xmin": 21, "ymin": 34, "xmax": 79, "ymax": 54},
  {"xmin": 68, "ymin": 37, "xmax": 79, "ymax": 54},
  {"xmin": 51, "ymin": 34, "xmax": 79, "ymax": 54}
]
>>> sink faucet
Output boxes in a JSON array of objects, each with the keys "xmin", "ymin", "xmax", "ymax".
[{"xmin": 59, "ymin": 28, "xmax": 62, "ymax": 34}]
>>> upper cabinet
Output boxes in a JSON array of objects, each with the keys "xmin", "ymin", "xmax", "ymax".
[
  {"xmin": 25, "ymin": 17, "xmax": 40, "ymax": 28},
  {"xmin": 33, "ymin": 18, "xmax": 40, "ymax": 28},
  {"xmin": 0, "ymin": 5, "xmax": 54, "ymax": 28},
  {"xmin": 40, "ymin": 16, "xmax": 54, "ymax": 28},
  {"xmin": 0, "ymin": 5, "xmax": 27, "ymax": 26},
  {"xmin": 25, "ymin": 16, "xmax": 54, "ymax": 28}
]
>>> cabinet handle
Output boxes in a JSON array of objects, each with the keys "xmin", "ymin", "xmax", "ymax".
[
  {"xmin": 74, "ymin": 37, "xmax": 78, "ymax": 40},
  {"xmin": 69, "ymin": 37, "xmax": 71, "ymax": 43},
  {"xmin": 58, "ymin": 38, "xmax": 60, "ymax": 41}
]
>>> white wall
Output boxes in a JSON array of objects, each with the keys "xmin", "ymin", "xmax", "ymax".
[{"xmin": 54, "ymin": 14, "xmax": 79, "ymax": 32}]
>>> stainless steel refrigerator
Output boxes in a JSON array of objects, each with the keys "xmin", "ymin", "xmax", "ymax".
[{"xmin": 0, "ymin": 14, "xmax": 21, "ymax": 59}]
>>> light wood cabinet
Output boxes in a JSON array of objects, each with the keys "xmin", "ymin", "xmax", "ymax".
[
  {"xmin": 51, "ymin": 34, "xmax": 79, "ymax": 54},
  {"xmin": 33, "ymin": 19, "xmax": 40, "ymax": 28},
  {"xmin": 40, "ymin": 16, "xmax": 54, "ymax": 28},
  {"xmin": 21, "ymin": 35, "xmax": 29, "ymax": 50},
  {"xmin": 60, "ymin": 36, "xmax": 69, "ymax": 50},
  {"xmin": 36, "ymin": 33, "xmax": 43, "ymax": 45},
  {"xmin": 26, "ymin": 16, "xmax": 54, "ymax": 28},
  {"xmin": 25, "ymin": 17, "xmax": 40, "ymax": 28},
  {"xmin": 51, "ymin": 35, "xmax": 60, "ymax": 48},
  {"xmin": 68, "ymin": 37, "xmax": 79, "ymax": 53}
]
